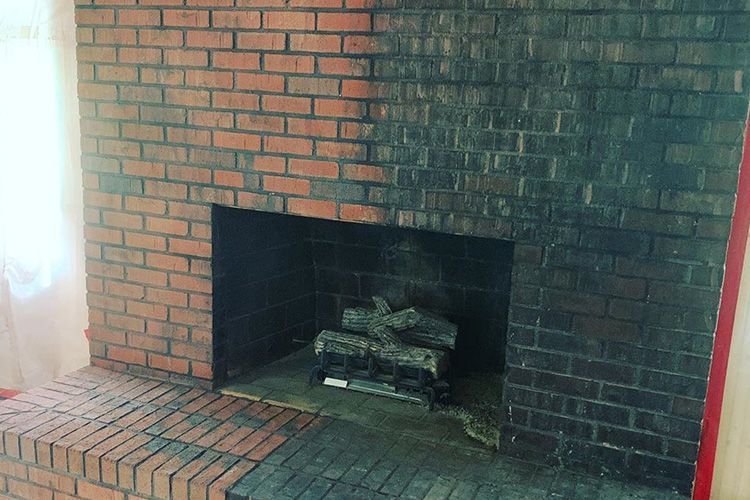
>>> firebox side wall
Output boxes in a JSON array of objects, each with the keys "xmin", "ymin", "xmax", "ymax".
[
  {"xmin": 212, "ymin": 206, "xmax": 316, "ymax": 380},
  {"xmin": 75, "ymin": 0, "xmax": 750, "ymax": 493}
]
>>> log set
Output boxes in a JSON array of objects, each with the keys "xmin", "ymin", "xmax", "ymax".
[
  {"xmin": 314, "ymin": 297, "xmax": 457, "ymax": 379},
  {"xmin": 341, "ymin": 307, "xmax": 379, "ymax": 333},
  {"xmin": 368, "ymin": 307, "xmax": 458, "ymax": 350},
  {"xmin": 372, "ymin": 296, "xmax": 393, "ymax": 316},
  {"xmin": 370, "ymin": 325, "xmax": 402, "ymax": 347},
  {"xmin": 341, "ymin": 301, "xmax": 458, "ymax": 351}
]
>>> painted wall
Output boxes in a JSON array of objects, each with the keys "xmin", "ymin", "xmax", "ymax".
[{"xmin": 711, "ymin": 229, "xmax": 750, "ymax": 498}]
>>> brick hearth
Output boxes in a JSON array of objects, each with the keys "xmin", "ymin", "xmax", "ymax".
[
  {"xmin": 0, "ymin": 366, "xmax": 317, "ymax": 499},
  {"xmin": 0, "ymin": 366, "xmax": 683, "ymax": 499},
  {"xmin": 74, "ymin": 0, "xmax": 750, "ymax": 492}
]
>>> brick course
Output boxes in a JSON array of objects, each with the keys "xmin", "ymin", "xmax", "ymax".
[{"xmin": 74, "ymin": 0, "xmax": 750, "ymax": 492}]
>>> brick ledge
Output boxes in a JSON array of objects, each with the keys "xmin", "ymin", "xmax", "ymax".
[{"xmin": 0, "ymin": 366, "xmax": 327, "ymax": 499}]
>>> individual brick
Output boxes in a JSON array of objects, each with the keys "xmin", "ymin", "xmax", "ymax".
[
  {"xmin": 212, "ymin": 11, "xmax": 260, "ymax": 29},
  {"xmin": 164, "ymin": 9, "xmax": 209, "ymax": 27},
  {"xmin": 317, "ymin": 12, "xmax": 371, "ymax": 31},
  {"xmin": 77, "ymin": 479, "xmax": 125, "ymax": 500}
]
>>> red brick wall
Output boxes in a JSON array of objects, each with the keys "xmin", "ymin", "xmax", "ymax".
[{"xmin": 75, "ymin": 0, "xmax": 387, "ymax": 385}]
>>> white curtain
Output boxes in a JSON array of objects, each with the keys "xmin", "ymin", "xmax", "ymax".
[{"xmin": 0, "ymin": 0, "xmax": 88, "ymax": 389}]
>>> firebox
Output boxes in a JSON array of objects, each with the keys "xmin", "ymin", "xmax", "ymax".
[{"xmin": 212, "ymin": 205, "xmax": 514, "ymax": 397}]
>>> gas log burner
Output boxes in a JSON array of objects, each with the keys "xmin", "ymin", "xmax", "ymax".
[{"xmin": 310, "ymin": 297, "xmax": 457, "ymax": 408}]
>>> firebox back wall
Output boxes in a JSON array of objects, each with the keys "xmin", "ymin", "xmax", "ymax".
[{"xmin": 75, "ymin": 0, "xmax": 750, "ymax": 493}]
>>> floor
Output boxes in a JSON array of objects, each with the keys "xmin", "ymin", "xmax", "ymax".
[{"xmin": 0, "ymin": 366, "xmax": 686, "ymax": 500}]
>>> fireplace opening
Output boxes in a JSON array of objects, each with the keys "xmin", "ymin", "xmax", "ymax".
[{"xmin": 213, "ymin": 205, "xmax": 514, "ymax": 446}]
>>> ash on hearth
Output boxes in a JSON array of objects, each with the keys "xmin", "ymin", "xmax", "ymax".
[{"xmin": 437, "ymin": 372, "xmax": 503, "ymax": 449}]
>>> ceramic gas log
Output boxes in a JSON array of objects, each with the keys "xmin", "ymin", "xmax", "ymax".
[{"xmin": 341, "ymin": 298, "xmax": 458, "ymax": 351}]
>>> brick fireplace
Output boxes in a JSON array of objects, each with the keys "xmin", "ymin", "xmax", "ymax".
[{"xmin": 75, "ymin": 0, "xmax": 750, "ymax": 493}]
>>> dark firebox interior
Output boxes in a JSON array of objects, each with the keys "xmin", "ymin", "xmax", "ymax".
[{"xmin": 212, "ymin": 205, "xmax": 514, "ymax": 389}]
